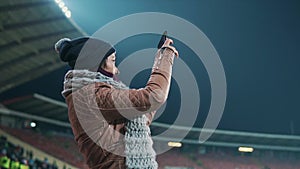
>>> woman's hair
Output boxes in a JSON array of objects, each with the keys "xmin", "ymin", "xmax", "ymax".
[{"xmin": 99, "ymin": 58, "xmax": 107, "ymax": 69}]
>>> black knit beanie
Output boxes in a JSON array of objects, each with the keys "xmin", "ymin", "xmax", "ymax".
[{"xmin": 55, "ymin": 37, "xmax": 115, "ymax": 71}]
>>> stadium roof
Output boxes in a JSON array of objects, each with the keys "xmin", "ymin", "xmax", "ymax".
[
  {"xmin": 1, "ymin": 93, "xmax": 69, "ymax": 123},
  {"xmin": 0, "ymin": 0, "xmax": 86, "ymax": 93},
  {"xmin": 1, "ymin": 93, "xmax": 300, "ymax": 152}
]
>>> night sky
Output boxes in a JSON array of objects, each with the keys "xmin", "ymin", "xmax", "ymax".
[{"xmin": 1, "ymin": 0, "xmax": 300, "ymax": 135}]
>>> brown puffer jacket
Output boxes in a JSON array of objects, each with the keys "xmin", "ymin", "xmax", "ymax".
[{"xmin": 63, "ymin": 48, "xmax": 175, "ymax": 169}]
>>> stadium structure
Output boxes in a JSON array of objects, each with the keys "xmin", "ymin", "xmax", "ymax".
[{"xmin": 0, "ymin": 1, "xmax": 300, "ymax": 169}]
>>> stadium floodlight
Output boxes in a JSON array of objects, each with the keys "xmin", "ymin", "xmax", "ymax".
[
  {"xmin": 168, "ymin": 141, "xmax": 182, "ymax": 147},
  {"xmin": 54, "ymin": 0, "xmax": 72, "ymax": 18},
  {"xmin": 65, "ymin": 10, "xmax": 71, "ymax": 18},
  {"xmin": 30, "ymin": 121, "xmax": 36, "ymax": 128},
  {"xmin": 238, "ymin": 146, "xmax": 254, "ymax": 153},
  {"xmin": 58, "ymin": 1, "xmax": 65, "ymax": 8},
  {"xmin": 62, "ymin": 6, "xmax": 68, "ymax": 13}
]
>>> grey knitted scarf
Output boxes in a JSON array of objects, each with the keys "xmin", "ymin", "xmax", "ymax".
[{"xmin": 62, "ymin": 69, "xmax": 158, "ymax": 169}]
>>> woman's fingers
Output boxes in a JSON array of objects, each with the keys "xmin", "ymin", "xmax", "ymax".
[
  {"xmin": 164, "ymin": 38, "xmax": 173, "ymax": 46},
  {"xmin": 162, "ymin": 38, "xmax": 179, "ymax": 57}
]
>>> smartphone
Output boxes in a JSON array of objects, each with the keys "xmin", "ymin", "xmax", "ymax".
[{"xmin": 157, "ymin": 31, "xmax": 168, "ymax": 49}]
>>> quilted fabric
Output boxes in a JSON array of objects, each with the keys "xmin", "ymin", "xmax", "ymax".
[{"xmin": 62, "ymin": 48, "xmax": 175, "ymax": 169}]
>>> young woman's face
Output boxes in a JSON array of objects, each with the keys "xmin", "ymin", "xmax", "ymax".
[{"xmin": 102, "ymin": 52, "xmax": 119, "ymax": 75}]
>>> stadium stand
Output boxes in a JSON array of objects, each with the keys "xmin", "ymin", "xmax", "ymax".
[
  {"xmin": 1, "ymin": 94, "xmax": 300, "ymax": 169},
  {"xmin": 0, "ymin": 126, "xmax": 87, "ymax": 169},
  {"xmin": 157, "ymin": 149, "xmax": 204, "ymax": 169},
  {"xmin": 0, "ymin": 133, "xmax": 59, "ymax": 169},
  {"xmin": 196, "ymin": 152, "xmax": 262, "ymax": 169},
  {"xmin": 2, "ymin": 124, "xmax": 300, "ymax": 169}
]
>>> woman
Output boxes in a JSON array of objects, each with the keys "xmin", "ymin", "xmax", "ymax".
[{"xmin": 55, "ymin": 36, "xmax": 178, "ymax": 169}]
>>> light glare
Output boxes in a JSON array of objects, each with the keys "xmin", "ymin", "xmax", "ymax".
[
  {"xmin": 168, "ymin": 142, "xmax": 182, "ymax": 147},
  {"xmin": 238, "ymin": 146, "xmax": 254, "ymax": 153},
  {"xmin": 30, "ymin": 122, "xmax": 36, "ymax": 128},
  {"xmin": 65, "ymin": 10, "xmax": 71, "ymax": 18},
  {"xmin": 62, "ymin": 6, "xmax": 68, "ymax": 12},
  {"xmin": 55, "ymin": 0, "xmax": 71, "ymax": 18},
  {"xmin": 58, "ymin": 2, "xmax": 65, "ymax": 8}
]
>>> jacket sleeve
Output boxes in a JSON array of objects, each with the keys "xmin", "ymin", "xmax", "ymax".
[{"xmin": 84, "ymin": 48, "xmax": 175, "ymax": 122}]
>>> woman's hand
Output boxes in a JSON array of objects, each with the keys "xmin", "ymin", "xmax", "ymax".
[{"xmin": 162, "ymin": 38, "xmax": 179, "ymax": 58}]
